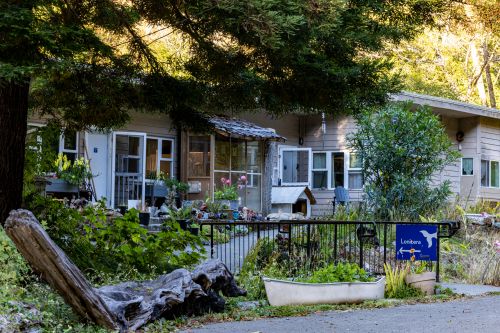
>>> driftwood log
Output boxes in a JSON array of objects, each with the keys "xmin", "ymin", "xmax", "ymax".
[{"xmin": 5, "ymin": 210, "xmax": 246, "ymax": 331}]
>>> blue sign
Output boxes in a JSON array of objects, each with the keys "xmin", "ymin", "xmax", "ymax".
[{"xmin": 396, "ymin": 224, "xmax": 438, "ymax": 261}]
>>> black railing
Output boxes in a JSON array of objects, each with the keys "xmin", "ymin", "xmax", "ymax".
[{"xmin": 200, "ymin": 220, "xmax": 459, "ymax": 282}]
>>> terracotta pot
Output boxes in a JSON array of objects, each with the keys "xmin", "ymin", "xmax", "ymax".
[{"xmin": 405, "ymin": 271, "xmax": 436, "ymax": 295}]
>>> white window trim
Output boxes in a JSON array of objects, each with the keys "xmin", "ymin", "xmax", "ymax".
[
  {"xmin": 59, "ymin": 130, "xmax": 79, "ymax": 157},
  {"xmin": 312, "ymin": 152, "xmax": 329, "ymax": 189},
  {"xmin": 347, "ymin": 152, "xmax": 363, "ymax": 190},
  {"xmin": 461, "ymin": 157, "xmax": 474, "ymax": 176},
  {"xmin": 111, "ymin": 131, "xmax": 147, "ymax": 208},
  {"xmin": 145, "ymin": 136, "xmax": 175, "ymax": 180},
  {"xmin": 279, "ymin": 146, "xmax": 312, "ymax": 186},
  {"xmin": 481, "ymin": 159, "xmax": 500, "ymax": 188}
]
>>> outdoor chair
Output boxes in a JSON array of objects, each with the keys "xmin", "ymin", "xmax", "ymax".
[{"xmin": 332, "ymin": 186, "xmax": 349, "ymax": 215}]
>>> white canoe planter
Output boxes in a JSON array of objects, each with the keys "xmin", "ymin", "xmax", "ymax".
[{"xmin": 263, "ymin": 276, "xmax": 386, "ymax": 306}]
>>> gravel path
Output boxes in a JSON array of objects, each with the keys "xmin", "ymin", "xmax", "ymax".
[{"xmin": 180, "ymin": 295, "xmax": 500, "ymax": 333}]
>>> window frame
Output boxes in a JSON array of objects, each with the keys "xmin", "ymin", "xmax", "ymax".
[
  {"xmin": 59, "ymin": 130, "xmax": 79, "ymax": 160},
  {"xmin": 480, "ymin": 159, "xmax": 500, "ymax": 188},
  {"xmin": 145, "ymin": 136, "xmax": 175, "ymax": 180},
  {"xmin": 347, "ymin": 152, "xmax": 363, "ymax": 190},
  {"xmin": 279, "ymin": 147, "xmax": 312, "ymax": 186},
  {"xmin": 461, "ymin": 157, "xmax": 474, "ymax": 176},
  {"xmin": 311, "ymin": 152, "xmax": 329, "ymax": 189}
]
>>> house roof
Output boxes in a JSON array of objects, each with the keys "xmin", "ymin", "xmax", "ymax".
[
  {"xmin": 208, "ymin": 115, "xmax": 286, "ymax": 142},
  {"xmin": 392, "ymin": 91, "xmax": 500, "ymax": 119},
  {"xmin": 271, "ymin": 186, "xmax": 317, "ymax": 205}
]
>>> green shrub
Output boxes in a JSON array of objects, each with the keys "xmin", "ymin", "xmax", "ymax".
[
  {"xmin": 297, "ymin": 263, "xmax": 373, "ymax": 283},
  {"xmin": 348, "ymin": 103, "xmax": 461, "ymax": 221},
  {"xmin": 27, "ymin": 196, "xmax": 205, "ymax": 278},
  {"xmin": 0, "ymin": 227, "xmax": 31, "ymax": 298}
]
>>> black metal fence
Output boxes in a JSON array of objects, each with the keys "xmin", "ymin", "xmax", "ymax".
[{"xmin": 200, "ymin": 220, "xmax": 459, "ymax": 282}]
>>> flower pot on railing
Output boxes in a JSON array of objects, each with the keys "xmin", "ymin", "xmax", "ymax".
[
  {"xmin": 405, "ymin": 271, "xmax": 436, "ymax": 295},
  {"xmin": 45, "ymin": 178, "xmax": 79, "ymax": 193}
]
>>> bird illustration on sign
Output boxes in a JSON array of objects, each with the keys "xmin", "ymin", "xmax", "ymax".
[{"xmin": 420, "ymin": 230, "xmax": 437, "ymax": 248}]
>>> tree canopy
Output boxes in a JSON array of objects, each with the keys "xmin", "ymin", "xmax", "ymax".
[
  {"xmin": 1, "ymin": 0, "xmax": 449, "ymax": 223},
  {"xmin": 388, "ymin": 0, "xmax": 500, "ymax": 108}
]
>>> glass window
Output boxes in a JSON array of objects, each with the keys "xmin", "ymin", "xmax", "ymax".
[
  {"xmin": 462, "ymin": 158, "xmax": 473, "ymax": 176},
  {"xmin": 215, "ymin": 135, "xmax": 231, "ymax": 170},
  {"xmin": 481, "ymin": 160, "xmax": 489, "ymax": 187},
  {"xmin": 160, "ymin": 160, "xmax": 172, "ymax": 177},
  {"xmin": 161, "ymin": 140, "xmax": 172, "ymax": 159},
  {"xmin": 188, "ymin": 136, "xmax": 211, "ymax": 177},
  {"xmin": 349, "ymin": 153, "xmax": 362, "ymax": 168},
  {"xmin": 331, "ymin": 152, "xmax": 345, "ymax": 188},
  {"xmin": 63, "ymin": 130, "xmax": 77, "ymax": 150},
  {"xmin": 282, "ymin": 149, "xmax": 310, "ymax": 184},
  {"xmin": 491, "ymin": 161, "xmax": 499, "ymax": 187},
  {"xmin": 348, "ymin": 172, "xmax": 363, "ymax": 189},
  {"xmin": 146, "ymin": 139, "xmax": 158, "ymax": 178},
  {"xmin": 348, "ymin": 152, "xmax": 363, "ymax": 189},
  {"xmin": 60, "ymin": 130, "xmax": 78, "ymax": 163},
  {"xmin": 312, "ymin": 152, "xmax": 327, "ymax": 189}
]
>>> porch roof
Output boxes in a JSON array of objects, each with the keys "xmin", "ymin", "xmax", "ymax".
[{"xmin": 208, "ymin": 115, "xmax": 286, "ymax": 142}]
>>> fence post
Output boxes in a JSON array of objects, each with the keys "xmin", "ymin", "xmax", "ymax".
[
  {"xmin": 333, "ymin": 224, "xmax": 338, "ymax": 264},
  {"xmin": 306, "ymin": 223, "xmax": 311, "ymax": 258},
  {"xmin": 257, "ymin": 223, "xmax": 260, "ymax": 240},
  {"xmin": 383, "ymin": 224, "xmax": 387, "ymax": 265},
  {"xmin": 359, "ymin": 236, "xmax": 364, "ymax": 269},
  {"xmin": 436, "ymin": 235, "xmax": 440, "ymax": 282},
  {"xmin": 210, "ymin": 224, "xmax": 214, "ymax": 259}
]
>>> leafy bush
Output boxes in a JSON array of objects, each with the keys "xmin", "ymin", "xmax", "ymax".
[
  {"xmin": 27, "ymin": 196, "xmax": 204, "ymax": 277},
  {"xmin": 348, "ymin": 102, "xmax": 461, "ymax": 220},
  {"xmin": 297, "ymin": 263, "xmax": 373, "ymax": 283},
  {"xmin": 0, "ymin": 226, "xmax": 31, "ymax": 298},
  {"xmin": 384, "ymin": 263, "xmax": 423, "ymax": 298}
]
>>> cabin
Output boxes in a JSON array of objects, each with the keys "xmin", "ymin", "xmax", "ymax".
[{"xmin": 28, "ymin": 91, "xmax": 500, "ymax": 216}]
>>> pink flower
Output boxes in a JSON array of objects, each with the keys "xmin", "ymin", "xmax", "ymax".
[
  {"xmin": 220, "ymin": 177, "xmax": 226, "ymax": 183},
  {"xmin": 240, "ymin": 175, "xmax": 247, "ymax": 182},
  {"xmin": 495, "ymin": 241, "xmax": 500, "ymax": 254},
  {"xmin": 225, "ymin": 179, "xmax": 231, "ymax": 185}
]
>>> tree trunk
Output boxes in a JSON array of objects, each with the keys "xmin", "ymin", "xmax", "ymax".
[
  {"xmin": 0, "ymin": 80, "xmax": 29, "ymax": 225},
  {"xmin": 483, "ymin": 43, "xmax": 496, "ymax": 108},
  {"xmin": 469, "ymin": 41, "xmax": 488, "ymax": 106},
  {"xmin": 5, "ymin": 209, "xmax": 246, "ymax": 331}
]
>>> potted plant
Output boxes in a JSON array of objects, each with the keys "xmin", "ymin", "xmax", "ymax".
[
  {"xmin": 205, "ymin": 198, "xmax": 223, "ymax": 219},
  {"xmin": 263, "ymin": 263, "xmax": 385, "ymax": 306},
  {"xmin": 161, "ymin": 175, "xmax": 190, "ymax": 209},
  {"xmin": 168, "ymin": 206, "xmax": 193, "ymax": 230},
  {"xmin": 404, "ymin": 261, "xmax": 436, "ymax": 295},
  {"xmin": 187, "ymin": 221, "xmax": 200, "ymax": 236},
  {"xmin": 50, "ymin": 154, "xmax": 95, "ymax": 198},
  {"xmin": 214, "ymin": 176, "xmax": 247, "ymax": 210}
]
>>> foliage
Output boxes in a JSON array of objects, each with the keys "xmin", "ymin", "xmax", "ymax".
[
  {"xmin": 201, "ymin": 227, "xmax": 230, "ymax": 244},
  {"xmin": 383, "ymin": 263, "xmax": 422, "ymax": 298},
  {"xmin": 387, "ymin": 1, "xmax": 500, "ymax": 107},
  {"xmin": 54, "ymin": 153, "xmax": 93, "ymax": 186},
  {"xmin": 168, "ymin": 206, "xmax": 194, "ymax": 220},
  {"xmin": 205, "ymin": 198, "xmax": 223, "ymax": 214},
  {"xmin": 23, "ymin": 124, "xmax": 61, "ymax": 197},
  {"xmin": 214, "ymin": 177, "xmax": 242, "ymax": 201},
  {"xmin": 297, "ymin": 263, "xmax": 373, "ymax": 283},
  {"xmin": 348, "ymin": 102, "xmax": 461, "ymax": 220},
  {"xmin": 27, "ymin": 196, "xmax": 204, "ymax": 275},
  {"xmin": 159, "ymin": 174, "xmax": 190, "ymax": 195},
  {"xmin": 0, "ymin": 227, "xmax": 31, "ymax": 298}
]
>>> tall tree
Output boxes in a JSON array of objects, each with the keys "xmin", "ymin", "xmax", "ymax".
[
  {"xmin": 388, "ymin": 0, "xmax": 500, "ymax": 106},
  {"xmin": 1, "ymin": 0, "xmax": 447, "ymax": 224}
]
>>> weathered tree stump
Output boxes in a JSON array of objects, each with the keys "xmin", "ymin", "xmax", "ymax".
[{"xmin": 5, "ymin": 209, "xmax": 245, "ymax": 331}]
